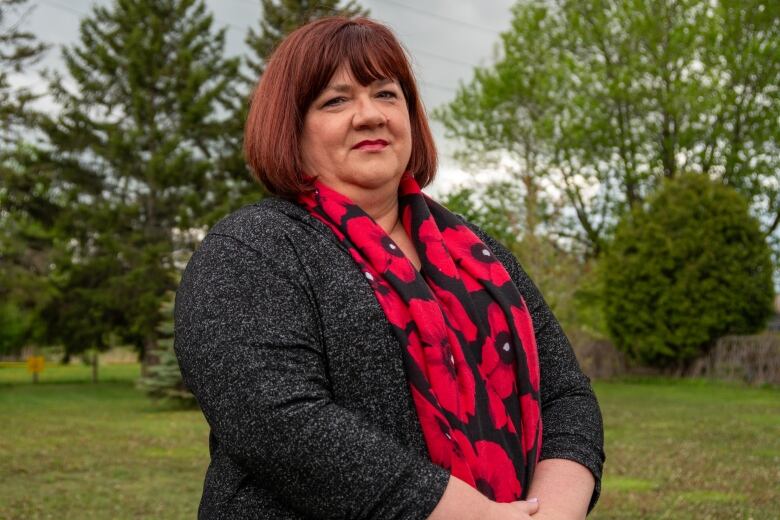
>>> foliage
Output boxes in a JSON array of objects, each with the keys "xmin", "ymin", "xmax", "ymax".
[
  {"xmin": 245, "ymin": 0, "xmax": 368, "ymax": 79},
  {"xmin": 440, "ymin": 181, "xmax": 524, "ymax": 249},
  {"xmin": 440, "ymin": 181, "xmax": 598, "ymax": 337},
  {"xmin": 137, "ymin": 292, "xmax": 195, "ymax": 404},
  {"xmin": 434, "ymin": 0, "xmax": 780, "ymax": 259},
  {"xmin": 601, "ymin": 174, "xmax": 774, "ymax": 367},
  {"xmin": 28, "ymin": 0, "xmax": 248, "ymax": 362},
  {"xmin": 0, "ymin": 0, "xmax": 48, "ymax": 144},
  {"xmin": 0, "ymin": 0, "xmax": 51, "ymax": 355}
]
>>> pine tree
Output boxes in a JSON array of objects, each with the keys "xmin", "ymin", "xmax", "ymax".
[
  {"xmin": 245, "ymin": 0, "xmax": 368, "ymax": 78},
  {"xmin": 137, "ymin": 291, "xmax": 195, "ymax": 404},
  {"xmin": 0, "ymin": 0, "xmax": 51, "ymax": 356},
  {"xmin": 0, "ymin": 0, "xmax": 47, "ymax": 144},
  {"xmin": 35, "ymin": 0, "xmax": 245, "ymax": 365}
]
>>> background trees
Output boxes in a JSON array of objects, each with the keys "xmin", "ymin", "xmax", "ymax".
[
  {"xmin": 0, "ymin": 0, "xmax": 51, "ymax": 355},
  {"xmin": 1, "ymin": 0, "xmax": 776, "ymax": 372},
  {"xmin": 245, "ymin": 0, "xmax": 367, "ymax": 78},
  {"xmin": 29, "ymin": 0, "xmax": 244, "ymax": 364},
  {"xmin": 602, "ymin": 175, "xmax": 774, "ymax": 367},
  {"xmin": 435, "ymin": 0, "xmax": 780, "ymax": 259},
  {"xmin": 436, "ymin": 0, "xmax": 778, "ymax": 365}
]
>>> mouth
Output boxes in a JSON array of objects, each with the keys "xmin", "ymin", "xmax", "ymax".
[{"xmin": 352, "ymin": 139, "xmax": 389, "ymax": 151}]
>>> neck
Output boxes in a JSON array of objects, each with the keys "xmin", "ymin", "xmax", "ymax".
[
  {"xmin": 320, "ymin": 178, "xmax": 402, "ymax": 234},
  {"xmin": 366, "ymin": 195, "xmax": 400, "ymax": 235}
]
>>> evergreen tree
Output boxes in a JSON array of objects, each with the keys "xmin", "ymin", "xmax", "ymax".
[
  {"xmin": 35, "ymin": 0, "xmax": 244, "ymax": 365},
  {"xmin": 601, "ymin": 175, "xmax": 774, "ymax": 368},
  {"xmin": 0, "ymin": 0, "xmax": 47, "ymax": 143},
  {"xmin": 0, "ymin": 0, "xmax": 51, "ymax": 356},
  {"xmin": 137, "ymin": 291, "xmax": 195, "ymax": 404},
  {"xmin": 245, "ymin": 0, "xmax": 368, "ymax": 78}
]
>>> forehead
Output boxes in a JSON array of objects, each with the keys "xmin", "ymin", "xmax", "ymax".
[{"xmin": 324, "ymin": 66, "xmax": 397, "ymax": 89}]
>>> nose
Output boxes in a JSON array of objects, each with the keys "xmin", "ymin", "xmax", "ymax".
[{"xmin": 352, "ymin": 95, "xmax": 387, "ymax": 129}]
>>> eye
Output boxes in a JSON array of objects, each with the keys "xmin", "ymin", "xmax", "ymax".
[
  {"xmin": 322, "ymin": 96, "xmax": 347, "ymax": 108},
  {"xmin": 377, "ymin": 90, "xmax": 398, "ymax": 100}
]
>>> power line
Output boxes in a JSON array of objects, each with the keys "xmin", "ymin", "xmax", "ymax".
[
  {"xmin": 37, "ymin": 0, "xmax": 249, "ymax": 35},
  {"xmin": 419, "ymin": 79, "xmax": 457, "ymax": 93},
  {"xmin": 36, "ymin": 1, "xmax": 481, "ymax": 78},
  {"xmin": 374, "ymin": 0, "xmax": 499, "ymax": 36},
  {"xmin": 37, "ymin": 0, "xmax": 84, "ymax": 18},
  {"xmin": 410, "ymin": 47, "xmax": 475, "ymax": 69}
]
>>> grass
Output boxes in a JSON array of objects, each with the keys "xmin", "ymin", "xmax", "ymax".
[
  {"xmin": 0, "ymin": 363, "xmax": 207, "ymax": 519},
  {"xmin": 1, "ymin": 364, "xmax": 778, "ymax": 519},
  {"xmin": 590, "ymin": 378, "xmax": 780, "ymax": 520}
]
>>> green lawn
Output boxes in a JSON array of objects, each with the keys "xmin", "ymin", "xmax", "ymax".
[{"xmin": 1, "ymin": 364, "xmax": 778, "ymax": 519}]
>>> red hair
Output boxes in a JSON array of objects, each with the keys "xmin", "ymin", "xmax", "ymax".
[{"xmin": 244, "ymin": 17, "xmax": 437, "ymax": 198}]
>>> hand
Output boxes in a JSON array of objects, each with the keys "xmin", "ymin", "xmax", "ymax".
[{"xmin": 486, "ymin": 498, "xmax": 540, "ymax": 519}]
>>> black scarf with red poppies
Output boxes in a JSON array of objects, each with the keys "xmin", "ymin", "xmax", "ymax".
[{"xmin": 298, "ymin": 173, "xmax": 542, "ymax": 502}]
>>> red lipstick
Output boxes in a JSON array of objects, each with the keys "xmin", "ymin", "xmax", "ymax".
[{"xmin": 352, "ymin": 139, "xmax": 389, "ymax": 151}]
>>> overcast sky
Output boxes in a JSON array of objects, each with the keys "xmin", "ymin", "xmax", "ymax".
[{"xmin": 17, "ymin": 0, "xmax": 517, "ymax": 192}]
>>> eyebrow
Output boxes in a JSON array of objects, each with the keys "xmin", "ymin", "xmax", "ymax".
[{"xmin": 323, "ymin": 78, "xmax": 395, "ymax": 94}]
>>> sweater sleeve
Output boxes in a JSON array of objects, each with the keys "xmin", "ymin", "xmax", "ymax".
[
  {"xmin": 174, "ymin": 231, "xmax": 450, "ymax": 520},
  {"xmin": 465, "ymin": 225, "xmax": 605, "ymax": 514}
]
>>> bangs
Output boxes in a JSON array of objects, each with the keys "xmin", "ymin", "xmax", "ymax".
[
  {"xmin": 340, "ymin": 24, "xmax": 408, "ymax": 86},
  {"xmin": 301, "ymin": 22, "xmax": 414, "ymax": 111}
]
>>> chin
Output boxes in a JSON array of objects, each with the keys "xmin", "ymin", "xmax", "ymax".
[{"xmin": 349, "ymin": 168, "xmax": 404, "ymax": 189}]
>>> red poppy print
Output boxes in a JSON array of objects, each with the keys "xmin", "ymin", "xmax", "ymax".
[
  {"xmin": 417, "ymin": 218, "xmax": 458, "ymax": 278},
  {"xmin": 450, "ymin": 430, "xmax": 522, "ymax": 503},
  {"xmin": 473, "ymin": 439, "xmax": 523, "ymax": 502},
  {"xmin": 427, "ymin": 279, "xmax": 478, "ymax": 342},
  {"xmin": 299, "ymin": 172, "xmax": 541, "ymax": 503},
  {"xmin": 346, "ymin": 215, "xmax": 417, "ymax": 283},
  {"xmin": 510, "ymin": 303, "xmax": 540, "ymax": 392},
  {"xmin": 520, "ymin": 392, "xmax": 541, "ymax": 462},
  {"xmin": 316, "ymin": 185, "xmax": 350, "ymax": 224},
  {"xmin": 441, "ymin": 226, "xmax": 511, "ymax": 287},
  {"xmin": 410, "ymin": 386, "xmax": 458, "ymax": 469}
]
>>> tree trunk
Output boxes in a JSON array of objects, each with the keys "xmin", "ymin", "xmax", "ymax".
[
  {"xmin": 141, "ymin": 333, "xmax": 159, "ymax": 377},
  {"xmin": 91, "ymin": 350, "xmax": 99, "ymax": 383}
]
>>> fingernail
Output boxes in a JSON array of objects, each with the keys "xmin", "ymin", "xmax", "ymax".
[{"xmin": 528, "ymin": 497, "xmax": 539, "ymax": 503}]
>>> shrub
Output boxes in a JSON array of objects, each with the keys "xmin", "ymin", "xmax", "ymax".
[{"xmin": 601, "ymin": 174, "xmax": 774, "ymax": 367}]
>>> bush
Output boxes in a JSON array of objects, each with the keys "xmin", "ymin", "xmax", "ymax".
[{"xmin": 601, "ymin": 174, "xmax": 774, "ymax": 367}]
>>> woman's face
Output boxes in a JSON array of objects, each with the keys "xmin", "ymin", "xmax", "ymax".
[{"xmin": 300, "ymin": 65, "xmax": 413, "ymax": 198}]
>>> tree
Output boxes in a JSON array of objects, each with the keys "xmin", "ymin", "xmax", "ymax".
[
  {"xmin": 137, "ymin": 291, "xmax": 195, "ymax": 404},
  {"xmin": 435, "ymin": 0, "xmax": 780, "ymax": 259},
  {"xmin": 0, "ymin": 0, "xmax": 47, "ymax": 144},
  {"xmin": 0, "ymin": 0, "xmax": 51, "ymax": 356},
  {"xmin": 245, "ymin": 0, "xmax": 368, "ymax": 79},
  {"xmin": 601, "ymin": 174, "xmax": 774, "ymax": 368},
  {"xmin": 34, "ymin": 0, "xmax": 245, "ymax": 364},
  {"xmin": 440, "ymin": 181, "xmax": 594, "ymax": 339}
]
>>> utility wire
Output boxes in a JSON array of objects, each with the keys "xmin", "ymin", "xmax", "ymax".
[
  {"xmin": 36, "ymin": 1, "xmax": 483, "ymax": 74},
  {"xmin": 419, "ymin": 79, "xmax": 457, "ymax": 93},
  {"xmin": 374, "ymin": 0, "xmax": 499, "ymax": 36},
  {"xmin": 411, "ymin": 47, "xmax": 475, "ymax": 69},
  {"xmin": 37, "ymin": 0, "xmax": 84, "ymax": 18},
  {"xmin": 38, "ymin": 0, "xmax": 249, "ymax": 35}
]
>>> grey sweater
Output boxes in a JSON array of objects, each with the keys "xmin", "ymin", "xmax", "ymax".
[{"xmin": 174, "ymin": 197, "xmax": 604, "ymax": 520}]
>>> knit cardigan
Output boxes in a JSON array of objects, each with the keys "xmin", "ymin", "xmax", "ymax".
[{"xmin": 174, "ymin": 197, "xmax": 605, "ymax": 520}]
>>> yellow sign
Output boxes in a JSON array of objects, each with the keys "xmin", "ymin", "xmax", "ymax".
[{"xmin": 26, "ymin": 356, "xmax": 45, "ymax": 374}]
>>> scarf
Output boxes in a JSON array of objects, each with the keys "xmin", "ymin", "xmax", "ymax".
[{"xmin": 298, "ymin": 173, "xmax": 541, "ymax": 502}]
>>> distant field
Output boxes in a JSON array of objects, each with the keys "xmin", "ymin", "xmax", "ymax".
[{"xmin": 1, "ymin": 363, "xmax": 778, "ymax": 519}]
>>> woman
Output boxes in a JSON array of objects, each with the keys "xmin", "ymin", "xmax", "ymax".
[{"xmin": 175, "ymin": 16, "xmax": 604, "ymax": 520}]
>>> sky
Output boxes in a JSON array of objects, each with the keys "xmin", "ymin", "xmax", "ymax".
[{"xmin": 15, "ymin": 0, "xmax": 518, "ymax": 194}]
